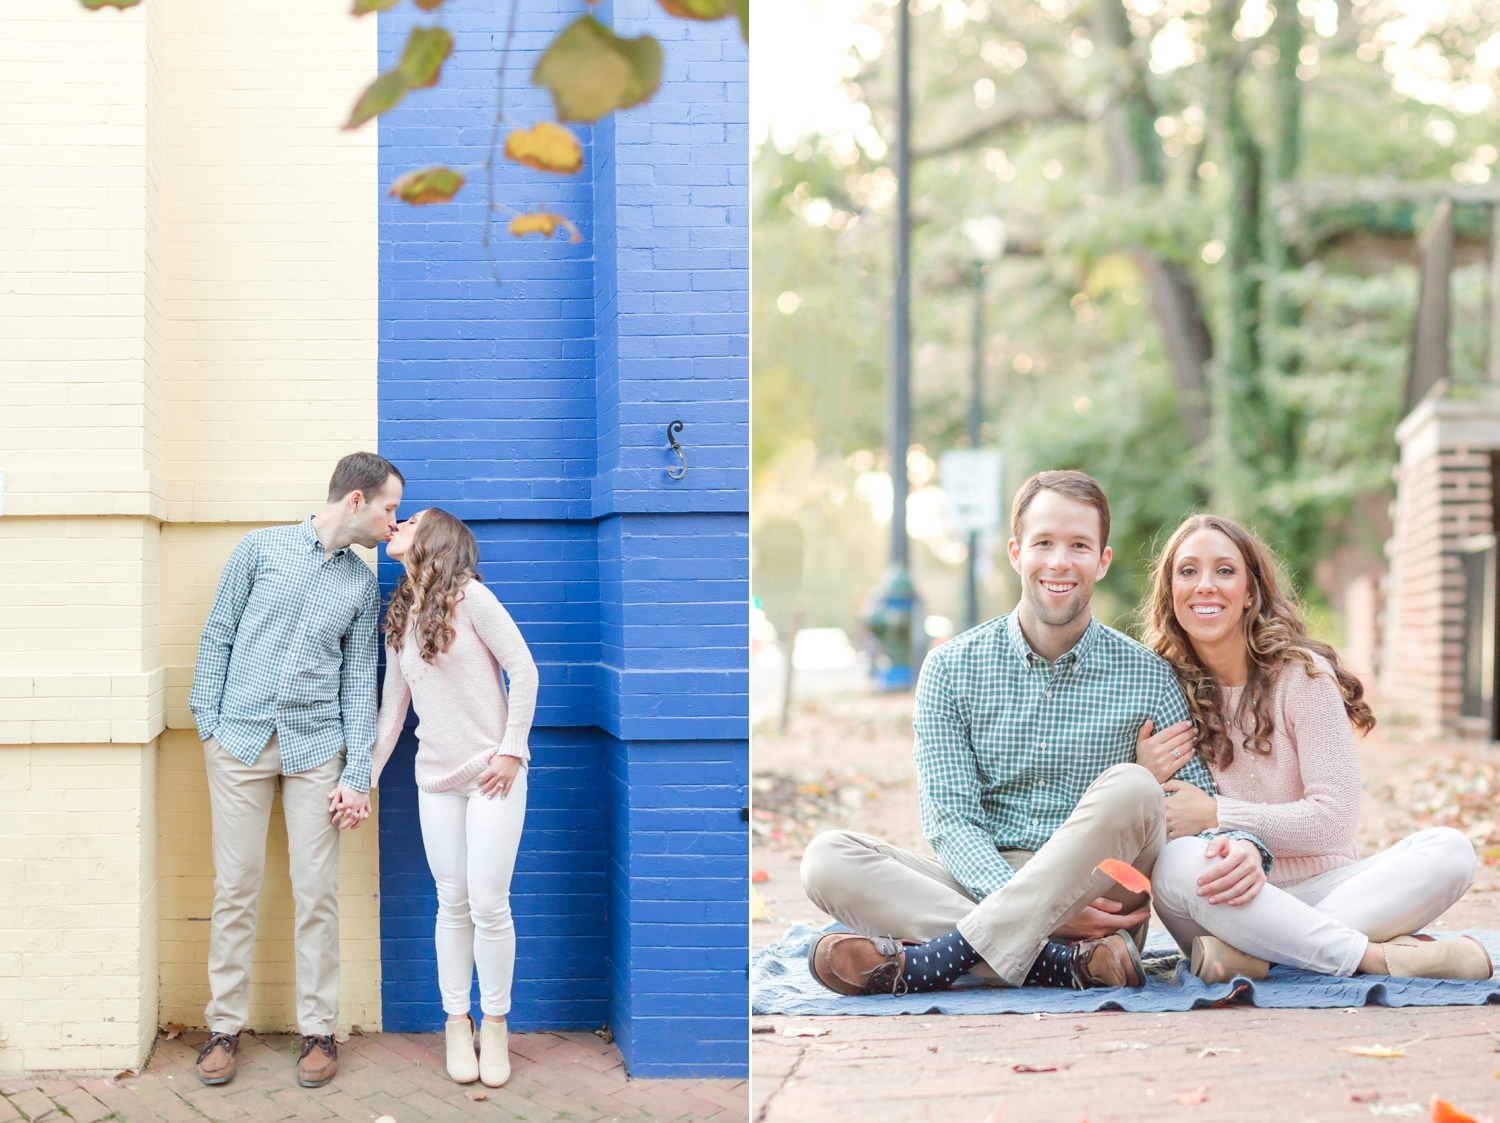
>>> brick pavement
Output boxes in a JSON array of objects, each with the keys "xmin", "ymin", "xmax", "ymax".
[{"xmin": 0, "ymin": 1030, "xmax": 748, "ymax": 1123}]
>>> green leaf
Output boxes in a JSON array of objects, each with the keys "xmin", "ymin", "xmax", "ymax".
[
  {"xmin": 533, "ymin": 15, "xmax": 662, "ymax": 123},
  {"xmin": 79, "ymin": 0, "xmax": 142, "ymax": 8},
  {"xmin": 656, "ymin": 0, "xmax": 730, "ymax": 18},
  {"xmin": 350, "ymin": 0, "xmax": 399, "ymax": 14},
  {"xmin": 398, "ymin": 25, "xmax": 452, "ymax": 89},
  {"xmin": 388, "ymin": 166, "xmax": 466, "ymax": 205},
  {"xmin": 345, "ymin": 70, "xmax": 410, "ymax": 130},
  {"xmin": 731, "ymin": 0, "xmax": 748, "ymax": 39}
]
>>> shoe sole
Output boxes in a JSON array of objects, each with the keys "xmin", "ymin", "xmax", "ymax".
[
  {"xmin": 197, "ymin": 1073, "xmax": 234, "ymax": 1086},
  {"xmin": 297, "ymin": 1074, "xmax": 335, "ymax": 1088},
  {"xmin": 806, "ymin": 933, "xmax": 849, "ymax": 995}
]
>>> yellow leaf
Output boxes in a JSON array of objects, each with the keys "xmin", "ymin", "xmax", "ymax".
[
  {"xmin": 505, "ymin": 122, "xmax": 584, "ymax": 174},
  {"xmin": 509, "ymin": 212, "xmax": 583, "ymax": 242},
  {"xmin": 350, "ymin": 0, "xmax": 399, "ymax": 14},
  {"xmin": 1338, "ymin": 1044, "xmax": 1405, "ymax": 1058},
  {"xmin": 159, "ymin": 1022, "xmax": 184, "ymax": 1040},
  {"xmin": 79, "ymin": 0, "xmax": 141, "ymax": 7},
  {"xmin": 532, "ymin": 15, "xmax": 661, "ymax": 123},
  {"xmin": 750, "ymin": 886, "xmax": 768, "ymax": 920},
  {"xmin": 388, "ymin": 166, "xmax": 466, "ymax": 205}
]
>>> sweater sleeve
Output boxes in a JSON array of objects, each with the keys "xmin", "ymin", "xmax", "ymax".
[
  {"xmin": 1212, "ymin": 661, "xmax": 1362, "ymax": 855},
  {"xmin": 465, "ymin": 584, "xmax": 539, "ymax": 763},
  {"xmin": 368, "ymin": 641, "xmax": 410, "ymax": 791}
]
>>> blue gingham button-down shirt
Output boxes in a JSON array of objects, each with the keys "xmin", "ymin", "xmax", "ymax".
[
  {"xmin": 190, "ymin": 518, "xmax": 381, "ymax": 792},
  {"xmin": 914, "ymin": 612, "xmax": 1218, "ymax": 901}
]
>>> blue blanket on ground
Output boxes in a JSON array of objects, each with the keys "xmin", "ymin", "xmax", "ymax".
[{"xmin": 751, "ymin": 924, "xmax": 1500, "ymax": 1015}]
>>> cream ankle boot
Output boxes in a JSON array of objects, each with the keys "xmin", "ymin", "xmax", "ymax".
[
  {"xmin": 1190, "ymin": 936, "xmax": 1271, "ymax": 984},
  {"xmin": 444, "ymin": 1015, "xmax": 479, "ymax": 1084},
  {"xmin": 1378, "ymin": 934, "xmax": 1493, "ymax": 980},
  {"xmin": 479, "ymin": 1017, "xmax": 511, "ymax": 1087}
]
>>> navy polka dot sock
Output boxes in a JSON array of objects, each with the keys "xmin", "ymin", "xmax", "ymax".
[
  {"xmin": 1024, "ymin": 941, "xmax": 1078, "ymax": 989},
  {"xmin": 899, "ymin": 928, "xmax": 984, "ymax": 993}
]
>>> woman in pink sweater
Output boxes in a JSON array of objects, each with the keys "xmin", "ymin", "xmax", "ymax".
[
  {"xmin": 369, "ymin": 509, "xmax": 539, "ymax": 1087},
  {"xmin": 1140, "ymin": 514, "xmax": 1490, "ymax": 984}
]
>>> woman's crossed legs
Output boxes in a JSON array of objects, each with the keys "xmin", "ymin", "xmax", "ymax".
[{"xmin": 1153, "ymin": 827, "xmax": 1476, "ymax": 976}]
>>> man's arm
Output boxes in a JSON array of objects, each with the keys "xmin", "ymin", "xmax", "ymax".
[
  {"xmin": 336, "ymin": 577, "xmax": 381, "ymax": 794},
  {"xmin": 188, "ymin": 537, "xmax": 257, "ymax": 743},
  {"xmin": 1155, "ymin": 674, "xmax": 1215, "ymax": 795},
  {"xmin": 914, "ymin": 656, "xmax": 1016, "ymax": 900}
]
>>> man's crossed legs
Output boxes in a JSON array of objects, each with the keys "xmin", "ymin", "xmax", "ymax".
[{"xmin": 801, "ymin": 764, "xmax": 1165, "ymax": 994}]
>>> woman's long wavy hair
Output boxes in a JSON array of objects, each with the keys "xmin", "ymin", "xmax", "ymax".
[
  {"xmin": 1142, "ymin": 514, "xmax": 1375, "ymax": 769},
  {"xmin": 384, "ymin": 507, "xmax": 482, "ymax": 663}
]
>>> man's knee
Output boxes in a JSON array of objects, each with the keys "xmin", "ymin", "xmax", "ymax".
[
  {"xmin": 800, "ymin": 829, "xmax": 863, "ymax": 900},
  {"xmin": 1091, "ymin": 762, "xmax": 1165, "ymax": 814}
]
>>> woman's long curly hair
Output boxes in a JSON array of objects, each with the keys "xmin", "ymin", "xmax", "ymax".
[
  {"xmin": 384, "ymin": 507, "xmax": 481, "ymax": 663},
  {"xmin": 1142, "ymin": 514, "xmax": 1375, "ymax": 770}
]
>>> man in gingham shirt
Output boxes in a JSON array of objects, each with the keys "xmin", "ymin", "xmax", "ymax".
[
  {"xmin": 803, "ymin": 471, "xmax": 1271, "ymax": 996},
  {"xmin": 189, "ymin": 452, "xmax": 403, "ymax": 1088}
]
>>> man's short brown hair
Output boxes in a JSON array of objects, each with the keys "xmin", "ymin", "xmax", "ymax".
[
  {"xmin": 327, "ymin": 452, "xmax": 404, "ymax": 504},
  {"xmin": 1010, "ymin": 469, "xmax": 1111, "ymax": 548}
]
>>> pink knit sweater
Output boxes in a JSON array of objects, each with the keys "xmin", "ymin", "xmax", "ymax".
[
  {"xmin": 1209, "ymin": 655, "xmax": 1361, "ymax": 886},
  {"xmin": 369, "ymin": 580, "xmax": 539, "ymax": 794}
]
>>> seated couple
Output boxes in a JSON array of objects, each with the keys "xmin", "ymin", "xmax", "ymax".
[
  {"xmin": 805, "ymin": 469, "xmax": 1490, "ymax": 997},
  {"xmin": 189, "ymin": 453, "xmax": 538, "ymax": 1090}
]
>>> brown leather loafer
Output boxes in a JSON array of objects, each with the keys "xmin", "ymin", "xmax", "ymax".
[
  {"xmin": 807, "ymin": 932, "xmax": 909, "ymax": 996},
  {"xmin": 195, "ymin": 1031, "xmax": 239, "ymax": 1086},
  {"xmin": 297, "ymin": 1034, "xmax": 338, "ymax": 1088},
  {"xmin": 1070, "ymin": 932, "xmax": 1146, "ymax": 989}
]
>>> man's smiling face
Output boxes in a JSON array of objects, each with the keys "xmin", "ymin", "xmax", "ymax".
[{"xmin": 1008, "ymin": 489, "xmax": 1112, "ymax": 631}]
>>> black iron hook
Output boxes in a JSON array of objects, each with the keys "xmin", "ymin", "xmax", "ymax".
[{"xmin": 667, "ymin": 420, "xmax": 687, "ymax": 480}]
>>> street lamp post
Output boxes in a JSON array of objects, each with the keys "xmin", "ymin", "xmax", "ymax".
[{"xmin": 959, "ymin": 217, "xmax": 1005, "ymax": 633}]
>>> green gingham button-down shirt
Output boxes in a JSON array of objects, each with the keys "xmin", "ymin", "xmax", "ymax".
[
  {"xmin": 189, "ymin": 518, "xmax": 381, "ymax": 792},
  {"xmin": 914, "ymin": 612, "xmax": 1217, "ymax": 901}
]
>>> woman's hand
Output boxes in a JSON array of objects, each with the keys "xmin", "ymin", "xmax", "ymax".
[
  {"xmin": 1162, "ymin": 779, "xmax": 1218, "ymax": 838},
  {"xmin": 478, "ymin": 753, "xmax": 523, "ymax": 800},
  {"xmin": 1135, "ymin": 718, "xmax": 1197, "ymax": 784},
  {"xmin": 1196, "ymin": 836, "xmax": 1266, "ymax": 906}
]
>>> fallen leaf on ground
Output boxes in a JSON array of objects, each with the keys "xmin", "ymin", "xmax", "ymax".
[
  {"xmin": 1191, "ymin": 1046, "xmax": 1241, "ymax": 1058},
  {"xmin": 1013, "ymin": 1063, "xmax": 1070, "ymax": 1073},
  {"xmin": 1430, "ymin": 1095, "xmax": 1491, "ymax": 1123},
  {"xmin": 751, "ymin": 868, "xmax": 769, "ymax": 883},
  {"xmin": 1094, "ymin": 859, "xmax": 1152, "ymax": 898},
  {"xmin": 1099, "ymin": 1041, "xmax": 1150, "ymax": 1052},
  {"xmin": 159, "ymin": 1022, "xmax": 184, "ymax": 1040},
  {"xmin": 1352, "ymin": 1092, "xmax": 1381, "ymax": 1103},
  {"xmin": 750, "ymin": 886, "xmax": 768, "ymax": 921},
  {"xmin": 1369, "ymin": 1105, "xmax": 1424, "ymax": 1118},
  {"xmin": 1172, "ymin": 1088, "xmax": 1209, "ymax": 1105},
  {"xmin": 466, "ymin": 1089, "xmax": 487, "ymax": 1101},
  {"xmin": 113, "ymin": 1070, "xmax": 136, "ymax": 1081},
  {"xmin": 782, "ymin": 1027, "xmax": 830, "ymax": 1038},
  {"xmin": 752, "ymin": 1024, "xmax": 775, "ymax": 1034},
  {"xmin": 1341, "ymin": 1045, "xmax": 1407, "ymax": 1057}
]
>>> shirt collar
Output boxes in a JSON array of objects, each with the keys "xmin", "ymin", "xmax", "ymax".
[
  {"xmin": 1004, "ymin": 611, "xmax": 1100, "ymax": 669},
  {"xmin": 301, "ymin": 516, "xmax": 349, "ymax": 559}
]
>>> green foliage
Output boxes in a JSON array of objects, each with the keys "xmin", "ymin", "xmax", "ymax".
[
  {"xmin": 344, "ymin": 26, "xmax": 452, "ymax": 129},
  {"xmin": 533, "ymin": 16, "xmax": 663, "ymax": 123},
  {"xmin": 388, "ymin": 165, "xmax": 466, "ymax": 204}
]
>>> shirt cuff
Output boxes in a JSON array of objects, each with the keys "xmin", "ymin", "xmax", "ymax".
[{"xmin": 1198, "ymin": 828, "xmax": 1274, "ymax": 875}]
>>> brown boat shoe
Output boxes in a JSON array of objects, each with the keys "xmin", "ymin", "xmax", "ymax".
[
  {"xmin": 807, "ymin": 932, "xmax": 911, "ymax": 996},
  {"xmin": 297, "ymin": 1034, "xmax": 338, "ymax": 1088},
  {"xmin": 1069, "ymin": 932, "xmax": 1146, "ymax": 989},
  {"xmin": 195, "ymin": 1031, "xmax": 239, "ymax": 1086}
]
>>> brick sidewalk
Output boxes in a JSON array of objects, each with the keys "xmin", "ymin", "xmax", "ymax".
[{"xmin": 0, "ymin": 1029, "xmax": 748, "ymax": 1123}]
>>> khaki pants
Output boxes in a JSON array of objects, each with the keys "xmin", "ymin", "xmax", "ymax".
[
  {"xmin": 800, "ymin": 763, "xmax": 1165, "ymax": 985},
  {"xmin": 203, "ymin": 734, "xmax": 343, "ymax": 1035}
]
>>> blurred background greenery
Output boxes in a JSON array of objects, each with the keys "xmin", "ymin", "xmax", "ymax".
[{"xmin": 752, "ymin": 0, "xmax": 1500, "ymax": 657}]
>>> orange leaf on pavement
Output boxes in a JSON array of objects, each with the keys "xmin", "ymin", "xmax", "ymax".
[
  {"xmin": 751, "ymin": 868, "xmax": 769, "ymax": 883},
  {"xmin": 1095, "ymin": 859, "xmax": 1152, "ymax": 898},
  {"xmin": 1431, "ymin": 1095, "xmax": 1485, "ymax": 1123},
  {"xmin": 1172, "ymin": 1088, "xmax": 1209, "ymax": 1105}
]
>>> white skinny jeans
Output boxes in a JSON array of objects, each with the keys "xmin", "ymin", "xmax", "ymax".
[
  {"xmin": 1153, "ymin": 827, "xmax": 1476, "ymax": 976},
  {"xmin": 417, "ymin": 768, "xmax": 528, "ymax": 1016}
]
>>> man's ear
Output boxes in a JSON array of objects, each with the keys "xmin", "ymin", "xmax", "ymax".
[
  {"xmin": 346, "ymin": 489, "xmax": 366, "ymax": 512},
  {"xmin": 1095, "ymin": 544, "xmax": 1113, "ymax": 580},
  {"xmin": 1007, "ymin": 537, "xmax": 1022, "ymax": 575}
]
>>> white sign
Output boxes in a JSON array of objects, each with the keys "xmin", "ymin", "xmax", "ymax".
[{"xmin": 940, "ymin": 450, "xmax": 1002, "ymax": 536}]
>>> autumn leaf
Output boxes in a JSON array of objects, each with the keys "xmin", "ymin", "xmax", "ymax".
[
  {"xmin": 750, "ymin": 886, "xmax": 768, "ymax": 920},
  {"xmin": 1431, "ymin": 1095, "xmax": 1488, "ymax": 1123},
  {"xmin": 731, "ymin": 0, "xmax": 748, "ymax": 38},
  {"xmin": 350, "ymin": 0, "xmax": 399, "ymax": 14},
  {"xmin": 414, "ymin": 0, "xmax": 447, "ymax": 8},
  {"xmin": 159, "ymin": 1022, "xmax": 184, "ymax": 1040},
  {"xmin": 505, "ymin": 122, "xmax": 584, "ymax": 174},
  {"xmin": 533, "ymin": 15, "xmax": 661, "ymax": 123},
  {"xmin": 1172, "ymin": 1088, "xmax": 1209, "ymax": 1105},
  {"xmin": 346, "ymin": 71, "xmax": 410, "ymax": 130},
  {"xmin": 79, "ymin": 0, "xmax": 142, "ymax": 7},
  {"xmin": 399, "ymin": 25, "xmax": 453, "ymax": 88},
  {"xmin": 1094, "ymin": 859, "xmax": 1152, "ymax": 899},
  {"xmin": 509, "ymin": 212, "xmax": 582, "ymax": 242},
  {"xmin": 1339, "ymin": 1044, "xmax": 1407, "ymax": 1058},
  {"xmin": 656, "ymin": 0, "xmax": 731, "ymax": 19},
  {"xmin": 465, "ymin": 1089, "xmax": 488, "ymax": 1101},
  {"xmin": 388, "ymin": 166, "xmax": 466, "ymax": 205},
  {"xmin": 751, "ymin": 868, "xmax": 769, "ymax": 883}
]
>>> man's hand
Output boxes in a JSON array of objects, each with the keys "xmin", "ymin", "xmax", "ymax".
[
  {"xmin": 1196, "ymin": 836, "xmax": 1265, "ymax": 906},
  {"xmin": 477, "ymin": 754, "xmax": 523, "ymax": 800},
  {"xmin": 1162, "ymin": 778, "xmax": 1218, "ymax": 838},
  {"xmin": 1052, "ymin": 896, "xmax": 1151, "ymax": 941},
  {"xmin": 1134, "ymin": 719, "xmax": 1197, "ymax": 784},
  {"xmin": 328, "ymin": 784, "xmax": 371, "ymax": 830}
]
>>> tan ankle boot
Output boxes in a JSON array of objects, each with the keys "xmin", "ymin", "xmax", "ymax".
[
  {"xmin": 1190, "ymin": 936, "xmax": 1271, "ymax": 984},
  {"xmin": 479, "ymin": 1017, "xmax": 510, "ymax": 1087},
  {"xmin": 445, "ymin": 1015, "xmax": 479, "ymax": 1084},
  {"xmin": 1378, "ymin": 934, "xmax": 1492, "ymax": 980}
]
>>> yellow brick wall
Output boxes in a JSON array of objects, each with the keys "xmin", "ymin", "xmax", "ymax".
[{"xmin": 0, "ymin": 0, "xmax": 380, "ymax": 1075}]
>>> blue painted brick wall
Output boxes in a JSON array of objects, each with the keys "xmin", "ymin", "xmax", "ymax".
[{"xmin": 377, "ymin": 0, "xmax": 747, "ymax": 1077}]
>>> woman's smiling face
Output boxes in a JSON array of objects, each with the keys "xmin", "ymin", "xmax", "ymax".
[{"xmin": 1171, "ymin": 526, "xmax": 1253, "ymax": 651}]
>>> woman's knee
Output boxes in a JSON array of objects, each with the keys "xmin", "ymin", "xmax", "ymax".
[
  {"xmin": 1150, "ymin": 837, "xmax": 1212, "ymax": 909},
  {"xmin": 470, "ymin": 895, "xmax": 514, "ymax": 936},
  {"xmin": 1421, "ymin": 827, "xmax": 1477, "ymax": 892}
]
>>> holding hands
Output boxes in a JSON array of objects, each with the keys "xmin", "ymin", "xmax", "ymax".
[
  {"xmin": 1135, "ymin": 718, "xmax": 1197, "ymax": 783},
  {"xmin": 328, "ymin": 784, "xmax": 371, "ymax": 830}
]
